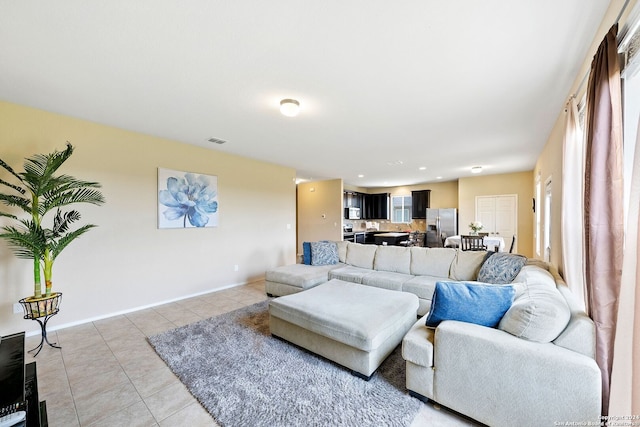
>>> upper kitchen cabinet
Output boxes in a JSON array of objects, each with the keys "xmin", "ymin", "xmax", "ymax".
[
  {"xmin": 363, "ymin": 193, "xmax": 389, "ymax": 219},
  {"xmin": 411, "ymin": 190, "xmax": 431, "ymax": 219},
  {"xmin": 343, "ymin": 191, "xmax": 364, "ymax": 209}
]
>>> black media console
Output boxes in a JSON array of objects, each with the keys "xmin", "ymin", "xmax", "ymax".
[{"xmin": 0, "ymin": 332, "xmax": 47, "ymax": 427}]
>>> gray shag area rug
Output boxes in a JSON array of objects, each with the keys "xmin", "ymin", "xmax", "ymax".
[{"xmin": 148, "ymin": 301, "xmax": 422, "ymax": 427}]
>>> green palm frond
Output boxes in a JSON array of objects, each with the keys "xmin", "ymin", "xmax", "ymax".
[
  {"xmin": 21, "ymin": 143, "xmax": 74, "ymax": 196},
  {"xmin": 0, "ymin": 212, "xmax": 19, "ymax": 220},
  {"xmin": 0, "ymin": 159, "xmax": 26, "ymax": 187},
  {"xmin": 50, "ymin": 209, "xmax": 81, "ymax": 237},
  {"xmin": 0, "ymin": 177, "xmax": 26, "ymax": 195},
  {"xmin": 0, "ymin": 224, "xmax": 45, "ymax": 260},
  {"xmin": 42, "ymin": 187, "xmax": 104, "ymax": 214},
  {"xmin": 0, "ymin": 194, "xmax": 31, "ymax": 213},
  {"xmin": 48, "ymin": 224, "xmax": 96, "ymax": 261}
]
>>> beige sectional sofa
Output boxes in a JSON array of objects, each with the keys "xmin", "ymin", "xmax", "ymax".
[
  {"xmin": 266, "ymin": 241, "xmax": 486, "ymax": 315},
  {"xmin": 265, "ymin": 242, "xmax": 602, "ymax": 425}
]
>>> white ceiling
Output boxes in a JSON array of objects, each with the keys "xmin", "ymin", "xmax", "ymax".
[{"xmin": 0, "ymin": 1, "xmax": 611, "ymax": 187}]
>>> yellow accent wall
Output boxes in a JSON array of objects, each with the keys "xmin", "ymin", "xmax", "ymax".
[
  {"xmin": 297, "ymin": 179, "xmax": 343, "ymax": 254},
  {"xmin": 0, "ymin": 101, "xmax": 297, "ymax": 336},
  {"xmin": 458, "ymin": 171, "xmax": 534, "ymax": 257}
]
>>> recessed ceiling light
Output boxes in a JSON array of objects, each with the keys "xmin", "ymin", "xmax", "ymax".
[
  {"xmin": 280, "ymin": 99, "xmax": 300, "ymax": 117},
  {"xmin": 419, "ymin": 166, "xmax": 427, "ymax": 171},
  {"xmin": 471, "ymin": 166, "xmax": 483, "ymax": 174},
  {"xmin": 386, "ymin": 160, "xmax": 404, "ymax": 166},
  {"xmin": 358, "ymin": 174, "xmax": 364, "ymax": 178},
  {"xmin": 436, "ymin": 176, "xmax": 443, "ymax": 180}
]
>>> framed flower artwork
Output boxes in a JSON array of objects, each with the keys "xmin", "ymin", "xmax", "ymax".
[{"xmin": 157, "ymin": 168, "xmax": 219, "ymax": 228}]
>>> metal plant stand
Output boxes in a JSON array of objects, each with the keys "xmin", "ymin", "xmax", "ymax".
[{"xmin": 19, "ymin": 292, "xmax": 62, "ymax": 357}]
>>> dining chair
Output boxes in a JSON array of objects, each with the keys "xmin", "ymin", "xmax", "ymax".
[
  {"xmin": 460, "ymin": 235, "xmax": 486, "ymax": 251},
  {"xmin": 399, "ymin": 231, "xmax": 419, "ymax": 247},
  {"xmin": 509, "ymin": 235, "xmax": 516, "ymax": 253}
]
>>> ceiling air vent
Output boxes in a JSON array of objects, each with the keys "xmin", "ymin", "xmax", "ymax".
[{"xmin": 208, "ymin": 137, "xmax": 227, "ymax": 145}]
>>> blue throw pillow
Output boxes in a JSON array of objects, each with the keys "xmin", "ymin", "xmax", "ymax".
[
  {"xmin": 477, "ymin": 252, "xmax": 527, "ymax": 284},
  {"xmin": 302, "ymin": 242, "xmax": 312, "ymax": 265},
  {"xmin": 425, "ymin": 281, "xmax": 516, "ymax": 328},
  {"xmin": 310, "ymin": 241, "xmax": 339, "ymax": 266}
]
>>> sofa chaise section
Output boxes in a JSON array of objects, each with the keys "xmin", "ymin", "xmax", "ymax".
[
  {"xmin": 265, "ymin": 263, "xmax": 344, "ymax": 297},
  {"xmin": 401, "ymin": 264, "xmax": 601, "ymax": 426}
]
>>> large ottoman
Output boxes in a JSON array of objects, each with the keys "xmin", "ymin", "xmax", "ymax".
[{"xmin": 269, "ymin": 279, "xmax": 419, "ymax": 379}]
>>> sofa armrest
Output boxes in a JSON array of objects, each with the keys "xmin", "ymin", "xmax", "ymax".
[
  {"xmin": 433, "ymin": 321, "xmax": 601, "ymax": 426},
  {"xmin": 553, "ymin": 284, "xmax": 596, "ymax": 358}
]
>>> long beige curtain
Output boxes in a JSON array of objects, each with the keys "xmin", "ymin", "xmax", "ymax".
[
  {"xmin": 584, "ymin": 24, "xmax": 624, "ymax": 416},
  {"xmin": 610, "ymin": 113, "xmax": 640, "ymax": 414},
  {"xmin": 561, "ymin": 96, "xmax": 586, "ymax": 310}
]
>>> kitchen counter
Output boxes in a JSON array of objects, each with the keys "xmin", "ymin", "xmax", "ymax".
[{"xmin": 374, "ymin": 232, "xmax": 410, "ymax": 246}]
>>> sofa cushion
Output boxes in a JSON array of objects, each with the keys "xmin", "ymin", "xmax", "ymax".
[
  {"xmin": 374, "ymin": 245, "xmax": 411, "ymax": 274},
  {"xmin": 310, "ymin": 241, "xmax": 339, "ymax": 266},
  {"xmin": 410, "ymin": 247, "xmax": 456, "ymax": 277},
  {"xmin": 426, "ymin": 281, "xmax": 516, "ymax": 328},
  {"xmin": 345, "ymin": 243, "xmax": 378, "ymax": 269},
  {"xmin": 477, "ymin": 252, "xmax": 527, "ymax": 284},
  {"xmin": 402, "ymin": 275, "xmax": 440, "ymax": 300},
  {"xmin": 498, "ymin": 266, "xmax": 571, "ymax": 343},
  {"xmin": 329, "ymin": 265, "xmax": 374, "ymax": 284},
  {"xmin": 265, "ymin": 263, "xmax": 342, "ymax": 289},
  {"xmin": 362, "ymin": 271, "xmax": 414, "ymax": 291},
  {"xmin": 449, "ymin": 250, "xmax": 487, "ymax": 281},
  {"xmin": 336, "ymin": 240, "xmax": 348, "ymax": 263}
]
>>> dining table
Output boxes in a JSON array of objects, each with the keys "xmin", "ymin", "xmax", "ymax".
[{"xmin": 444, "ymin": 235, "xmax": 506, "ymax": 252}]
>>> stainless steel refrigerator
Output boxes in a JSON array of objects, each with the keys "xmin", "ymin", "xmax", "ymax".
[{"xmin": 425, "ymin": 208, "xmax": 457, "ymax": 247}]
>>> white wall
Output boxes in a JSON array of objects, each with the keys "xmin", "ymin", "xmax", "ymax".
[{"xmin": 0, "ymin": 101, "xmax": 297, "ymax": 336}]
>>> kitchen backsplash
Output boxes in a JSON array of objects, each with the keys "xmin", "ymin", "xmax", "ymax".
[{"xmin": 345, "ymin": 219, "xmax": 427, "ymax": 232}]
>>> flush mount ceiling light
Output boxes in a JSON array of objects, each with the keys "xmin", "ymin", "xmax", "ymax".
[
  {"xmin": 280, "ymin": 99, "xmax": 300, "ymax": 117},
  {"xmin": 471, "ymin": 166, "xmax": 483, "ymax": 174}
]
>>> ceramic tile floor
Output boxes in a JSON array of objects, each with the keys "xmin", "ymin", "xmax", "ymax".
[{"xmin": 24, "ymin": 281, "xmax": 478, "ymax": 427}]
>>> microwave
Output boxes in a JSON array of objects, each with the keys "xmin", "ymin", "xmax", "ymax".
[{"xmin": 345, "ymin": 207, "xmax": 361, "ymax": 219}]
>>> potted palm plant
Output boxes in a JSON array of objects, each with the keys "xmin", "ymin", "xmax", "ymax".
[{"xmin": 0, "ymin": 143, "xmax": 104, "ymax": 317}]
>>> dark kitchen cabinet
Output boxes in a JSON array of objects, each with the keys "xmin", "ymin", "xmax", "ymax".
[
  {"xmin": 411, "ymin": 190, "xmax": 431, "ymax": 219},
  {"xmin": 343, "ymin": 191, "xmax": 364, "ymax": 209},
  {"xmin": 343, "ymin": 191, "xmax": 364, "ymax": 218},
  {"xmin": 363, "ymin": 193, "xmax": 389, "ymax": 219}
]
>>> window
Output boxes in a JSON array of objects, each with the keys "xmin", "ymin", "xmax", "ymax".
[
  {"xmin": 535, "ymin": 174, "xmax": 541, "ymax": 256},
  {"xmin": 391, "ymin": 195, "xmax": 412, "ymax": 223},
  {"xmin": 622, "ymin": 51, "xmax": 640, "ymax": 223},
  {"xmin": 543, "ymin": 177, "xmax": 552, "ymax": 262}
]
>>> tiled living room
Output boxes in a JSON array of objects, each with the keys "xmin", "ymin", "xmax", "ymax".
[
  {"xmin": 22, "ymin": 281, "xmax": 477, "ymax": 426},
  {"xmin": 2, "ymin": 1, "xmax": 640, "ymax": 426}
]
